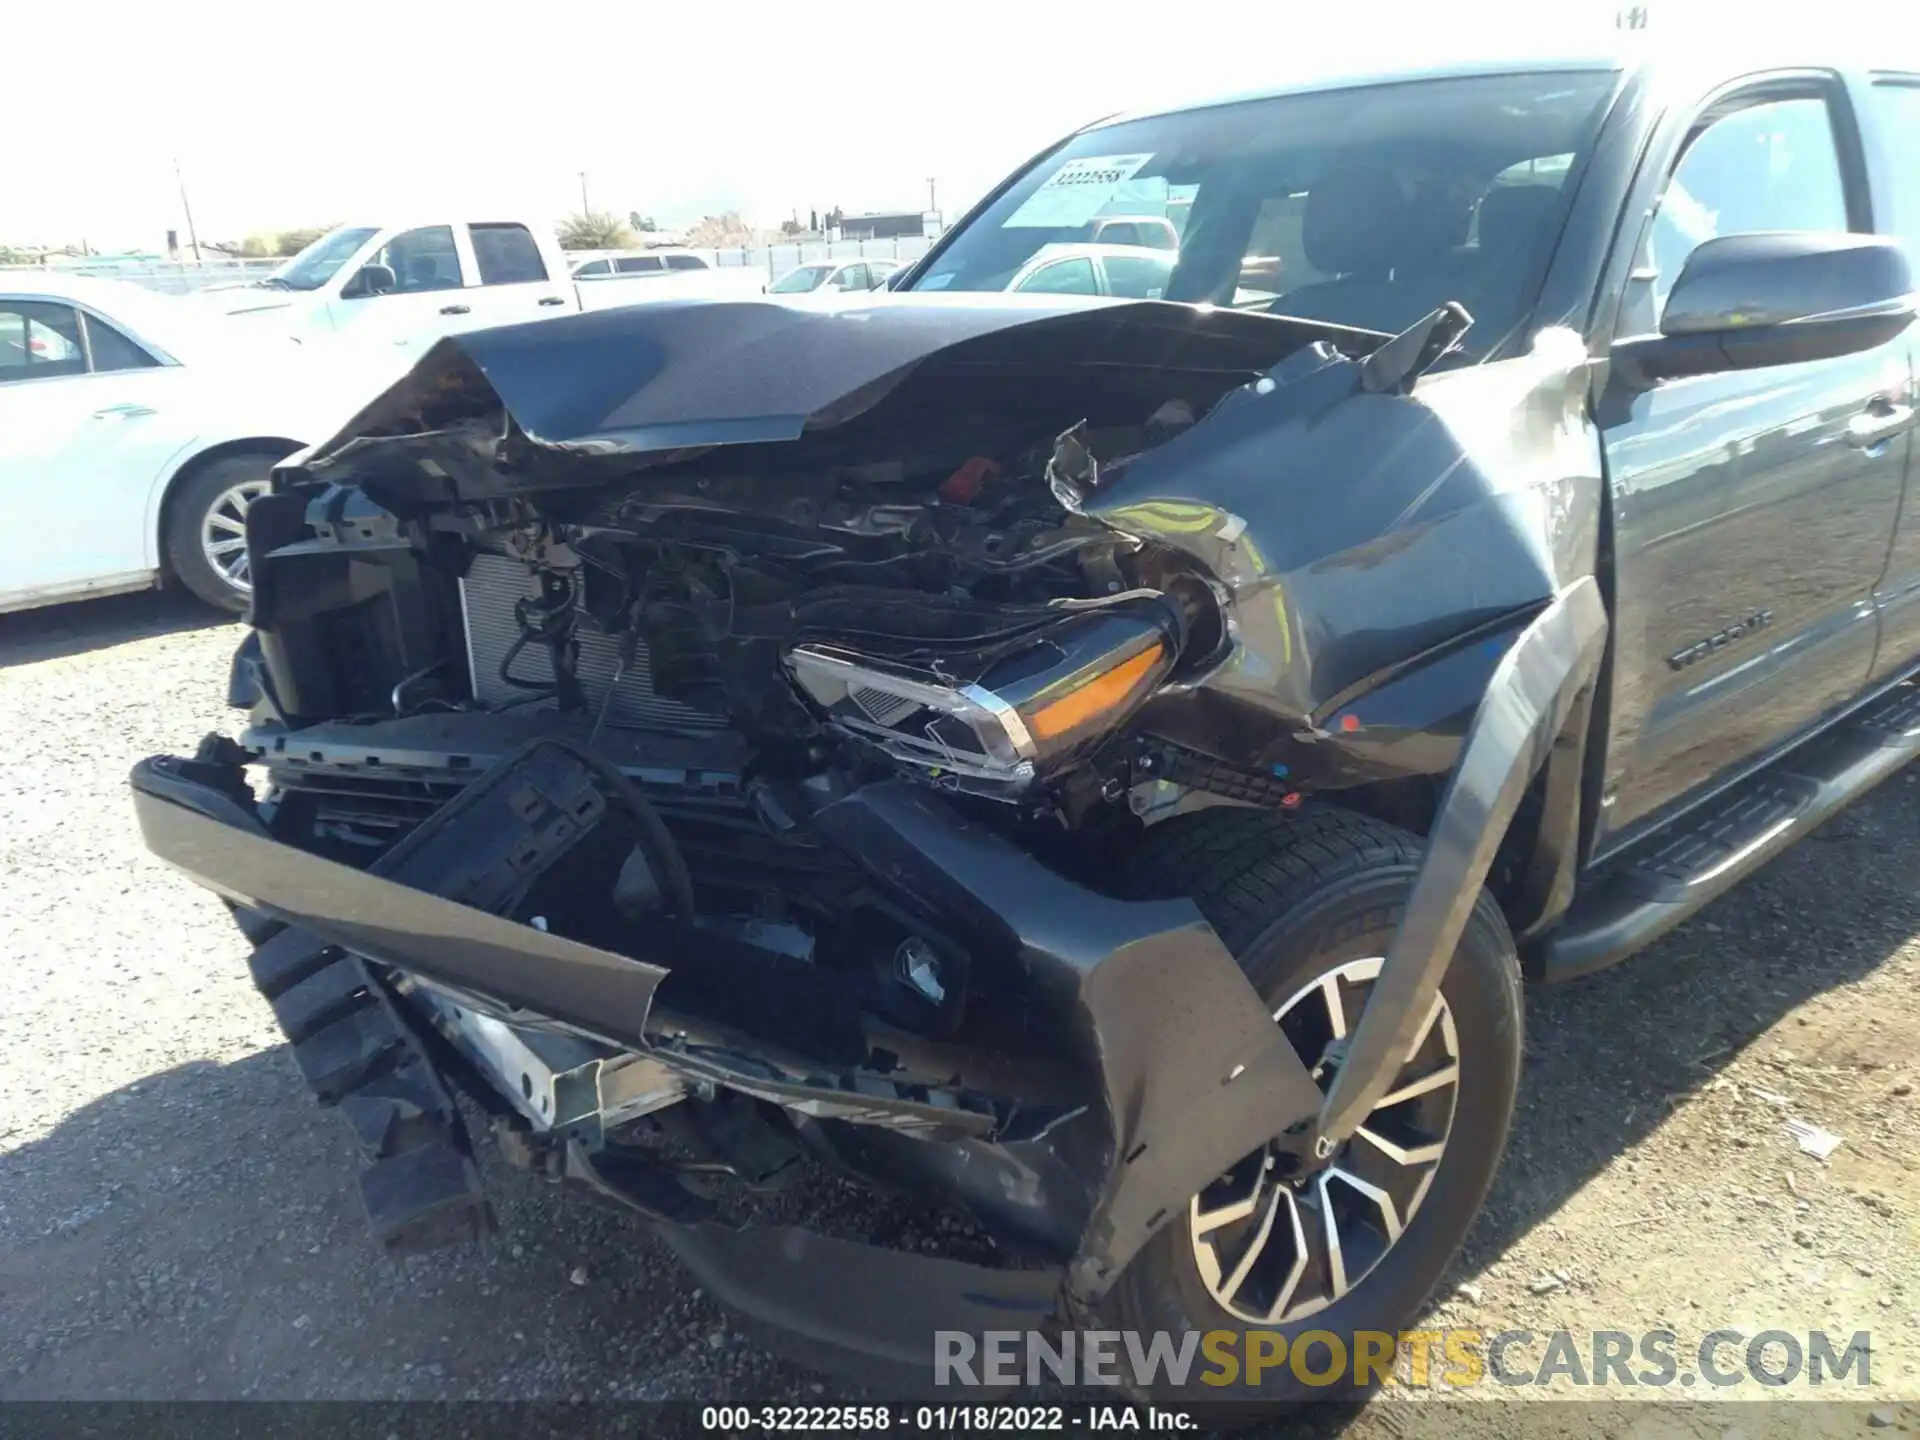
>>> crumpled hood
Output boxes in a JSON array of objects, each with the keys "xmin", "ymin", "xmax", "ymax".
[{"xmin": 299, "ymin": 292, "xmax": 1381, "ymax": 469}]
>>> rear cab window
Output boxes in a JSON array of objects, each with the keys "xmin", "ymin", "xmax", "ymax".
[{"xmin": 470, "ymin": 223, "xmax": 549, "ymax": 285}]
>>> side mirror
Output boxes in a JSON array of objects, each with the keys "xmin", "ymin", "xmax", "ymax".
[
  {"xmin": 1613, "ymin": 232, "xmax": 1914, "ymax": 388},
  {"xmin": 344, "ymin": 262, "xmax": 397, "ymax": 299}
]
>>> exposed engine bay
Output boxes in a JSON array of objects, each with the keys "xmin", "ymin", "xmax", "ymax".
[{"xmin": 450, "ymin": 414, "xmax": 1209, "ymax": 796}]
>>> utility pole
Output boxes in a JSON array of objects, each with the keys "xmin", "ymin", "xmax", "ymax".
[
  {"xmin": 927, "ymin": 176, "xmax": 938, "ymax": 214},
  {"xmin": 174, "ymin": 157, "xmax": 202, "ymax": 261},
  {"xmin": 579, "ymin": 171, "xmax": 591, "ymax": 215}
]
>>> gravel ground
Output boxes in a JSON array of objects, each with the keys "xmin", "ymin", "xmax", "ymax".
[{"xmin": 2, "ymin": 591, "xmax": 1916, "ymax": 1428}]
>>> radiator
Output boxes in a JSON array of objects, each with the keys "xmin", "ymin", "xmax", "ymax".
[{"xmin": 459, "ymin": 553, "xmax": 728, "ymax": 732}]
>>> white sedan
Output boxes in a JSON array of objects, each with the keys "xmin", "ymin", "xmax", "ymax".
[
  {"xmin": 765, "ymin": 258, "xmax": 901, "ymax": 295},
  {"xmin": 0, "ymin": 274, "xmax": 377, "ymax": 615},
  {"xmin": 1004, "ymin": 242, "xmax": 1177, "ymax": 299}
]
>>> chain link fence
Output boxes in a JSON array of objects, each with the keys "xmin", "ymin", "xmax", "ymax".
[
  {"xmin": 3, "ymin": 234, "xmax": 939, "ymax": 296},
  {"xmin": 566, "ymin": 233, "xmax": 936, "ymax": 280},
  {"xmin": 0, "ymin": 257, "xmax": 288, "ymax": 295}
]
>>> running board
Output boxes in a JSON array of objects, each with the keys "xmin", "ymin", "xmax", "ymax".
[{"xmin": 1535, "ymin": 679, "xmax": 1920, "ymax": 982}]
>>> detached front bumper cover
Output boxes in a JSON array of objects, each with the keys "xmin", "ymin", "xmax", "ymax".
[{"xmin": 130, "ymin": 743, "xmax": 1321, "ymax": 1385}]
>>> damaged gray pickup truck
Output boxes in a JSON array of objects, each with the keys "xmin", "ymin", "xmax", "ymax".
[{"xmin": 133, "ymin": 53, "xmax": 1920, "ymax": 1407}]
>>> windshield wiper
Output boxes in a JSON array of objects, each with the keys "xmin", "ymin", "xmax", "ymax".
[
  {"xmin": 1359, "ymin": 302, "xmax": 1475, "ymax": 394},
  {"xmin": 253, "ymin": 276, "xmax": 294, "ymax": 290}
]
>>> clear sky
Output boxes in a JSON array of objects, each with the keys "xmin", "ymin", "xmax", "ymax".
[{"xmin": 3, "ymin": 0, "xmax": 1878, "ymax": 252}]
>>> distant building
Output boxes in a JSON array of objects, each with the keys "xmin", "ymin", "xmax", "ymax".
[{"xmin": 837, "ymin": 210, "xmax": 937, "ymax": 241}]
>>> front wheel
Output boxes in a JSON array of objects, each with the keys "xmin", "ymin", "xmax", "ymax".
[
  {"xmin": 1103, "ymin": 806, "xmax": 1522, "ymax": 1415},
  {"xmin": 164, "ymin": 454, "xmax": 278, "ymax": 612}
]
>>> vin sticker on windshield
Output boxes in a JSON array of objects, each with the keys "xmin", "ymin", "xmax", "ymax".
[{"xmin": 1003, "ymin": 154, "xmax": 1155, "ymax": 228}]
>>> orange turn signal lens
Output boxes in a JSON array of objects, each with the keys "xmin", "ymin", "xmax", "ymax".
[{"xmin": 1024, "ymin": 642, "xmax": 1166, "ymax": 743}]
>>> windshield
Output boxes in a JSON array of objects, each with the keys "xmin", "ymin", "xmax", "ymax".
[
  {"xmin": 272, "ymin": 226, "xmax": 380, "ymax": 291},
  {"xmin": 909, "ymin": 70, "xmax": 1616, "ymax": 363},
  {"xmin": 770, "ymin": 263, "xmax": 835, "ymax": 293}
]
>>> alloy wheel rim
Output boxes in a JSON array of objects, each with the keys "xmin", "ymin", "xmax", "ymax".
[
  {"xmin": 1188, "ymin": 956, "xmax": 1460, "ymax": 1324},
  {"xmin": 200, "ymin": 479, "xmax": 270, "ymax": 591}
]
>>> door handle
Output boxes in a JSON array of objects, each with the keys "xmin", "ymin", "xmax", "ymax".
[
  {"xmin": 439, "ymin": 303, "xmax": 471, "ymax": 315},
  {"xmin": 1847, "ymin": 399, "xmax": 1915, "ymax": 450},
  {"xmin": 537, "ymin": 296, "xmax": 567, "ymax": 306},
  {"xmin": 91, "ymin": 403, "xmax": 157, "ymax": 419}
]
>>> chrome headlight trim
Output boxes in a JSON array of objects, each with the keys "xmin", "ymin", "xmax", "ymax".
[
  {"xmin": 783, "ymin": 644, "xmax": 1039, "ymax": 790},
  {"xmin": 956, "ymin": 682, "xmax": 1036, "ymax": 761}
]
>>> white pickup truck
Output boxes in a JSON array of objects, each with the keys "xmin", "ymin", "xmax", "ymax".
[{"xmin": 201, "ymin": 219, "xmax": 750, "ymax": 353}]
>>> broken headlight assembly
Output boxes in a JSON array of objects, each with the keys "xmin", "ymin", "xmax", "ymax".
[{"xmin": 784, "ymin": 602, "xmax": 1182, "ymax": 794}]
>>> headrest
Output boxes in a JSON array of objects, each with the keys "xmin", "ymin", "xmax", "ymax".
[
  {"xmin": 1302, "ymin": 167, "xmax": 1407, "ymax": 275},
  {"xmin": 1303, "ymin": 165, "xmax": 1468, "ymax": 276},
  {"xmin": 1476, "ymin": 185, "xmax": 1559, "ymax": 255}
]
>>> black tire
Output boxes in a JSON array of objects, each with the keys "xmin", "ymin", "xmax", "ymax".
[
  {"xmin": 163, "ymin": 453, "xmax": 278, "ymax": 613},
  {"xmin": 1101, "ymin": 805, "xmax": 1521, "ymax": 1418}
]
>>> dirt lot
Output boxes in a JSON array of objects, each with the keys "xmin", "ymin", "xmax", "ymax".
[{"xmin": 2, "ymin": 591, "xmax": 1916, "ymax": 1430}]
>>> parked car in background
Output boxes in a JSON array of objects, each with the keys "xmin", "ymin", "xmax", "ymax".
[
  {"xmin": 1087, "ymin": 214, "xmax": 1180, "ymax": 250},
  {"xmin": 570, "ymin": 249, "xmax": 709, "ymax": 279},
  {"xmin": 765, "ymin": 257, "xmax": 901, "ymax": 294},
  {"xmin": 1004, "ymin": 241, "xmax": 1177, "ymax": 297},
  {"xmin": 570, "ymin": 249, "xmax": 765, "ymax": 309},
  {"xmin": 1, "ymin": 274, "xmax": 371, "ymax": 613},
  {"xmin": 197, "ymin": 219, "xmax": 581, "ymax": 353}
]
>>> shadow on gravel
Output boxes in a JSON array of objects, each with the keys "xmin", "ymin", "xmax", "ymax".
[
  {"xmin": 0, "ymin": 1032, "xmax": 1378, "ymax": 1422},
  {"xmin": 1457, "ymin": 773, "xmax": 1920, "ymax": 1276},
  {"xmin": 0, "ymin": 590, "xmax": 231, "ymax": 670},
  {"xmin": 0, "ymin": 1043, "xmax": 815, "ymax": 1402}
]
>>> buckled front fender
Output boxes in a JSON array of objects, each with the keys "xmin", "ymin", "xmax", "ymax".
[{"xmin": 1315, "ymin": 576, "xmax": 1608, "ymax": 1150}]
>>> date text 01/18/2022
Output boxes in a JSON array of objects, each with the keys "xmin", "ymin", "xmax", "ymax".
[{"xmin": 699, "ymin": 1405, "xmax": 1196, "ymax": 1431}]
